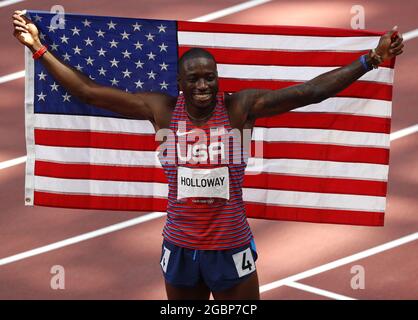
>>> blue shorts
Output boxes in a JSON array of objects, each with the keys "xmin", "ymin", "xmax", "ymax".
[{"xmin": 160, "ymin": 239, "xmax": 258, "ymax": 292}]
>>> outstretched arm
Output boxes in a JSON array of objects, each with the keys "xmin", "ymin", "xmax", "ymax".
[
  {"xmin": 247, "ymin": 26, "xmax": 404, "ymax": 119},
  {"xmin": 12, "ymin": 10, "xmax": 170, "ymax": 120}
]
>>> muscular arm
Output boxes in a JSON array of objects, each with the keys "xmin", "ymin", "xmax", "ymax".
[
  {"xmin": 246, "ymin": 28, "xmax": 404, "ymax": 120},
  {"xmin": 248, "ymin": 58, "xmax": 369, "ymax": 119},
  {"xmin": 13, "ymin": 11, "xmax": 170, "ymax": 121}
]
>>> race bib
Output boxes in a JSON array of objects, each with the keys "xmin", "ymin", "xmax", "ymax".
[{"xmin": 177, "ymin": 166, "xmax": 229, "ymax": 200}]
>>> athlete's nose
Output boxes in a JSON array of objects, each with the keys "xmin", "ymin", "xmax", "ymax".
[{"xmin": 196, "ymin": 78, "xmax": 208, "ymax": 90}]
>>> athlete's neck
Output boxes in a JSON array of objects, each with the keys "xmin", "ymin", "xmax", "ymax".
[{"xmin": 185, "ymin": 104, "xmax": 215, "ymax": 123}]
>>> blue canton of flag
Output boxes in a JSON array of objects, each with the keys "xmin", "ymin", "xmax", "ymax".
[{"xmin": 28, "ymin": 10, "xmax": 178, "ymax": 118}]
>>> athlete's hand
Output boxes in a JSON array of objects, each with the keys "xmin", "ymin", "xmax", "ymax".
[
  {"xmin": 12, "ymin": 10, "xmax": 42, "ymax": 50},
  {"xmin": 374, "ymin": 26, "xmax": 404, "ymax": 62}
]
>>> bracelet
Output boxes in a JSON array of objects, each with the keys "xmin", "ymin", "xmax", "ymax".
[
  {"xmin": 32, "ymin": 45, "xmax": 48, "ymax": 60},
  {"xmin": 369, "ymin": 48, "xmax": 383, "ymax": 67}
]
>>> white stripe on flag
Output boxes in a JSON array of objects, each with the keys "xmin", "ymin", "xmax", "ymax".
[
  {"xmin": 33, "ymin": 98, "xmax": 390, "ymax": 136},
  {"xmin": 293, "ymin": 97, "xmax": 391, "ymax": 118},
  {"xmin": 35, "ymin": 176, "xmax": 168, "ymax": 197},
  {"xmin": 33, "ymin": 175, "xmax": 384, "ymax": 212},
  {"xmin": 35, "ymin": 114, "xmax": 155, "ymax": 133},
  {"xmin": 35, "ymin": 145, "xmax": 388, "ymax": 181},
  {"xmin": 246, "ymin": 158, "xmax": 388, "ymax": 181},
  {"xmin": 35, "ymin": 145, "xmax": 161, "ymax": 167},
  {"xmin": 243, "ymin": 188, "xmax": 386, "ymax": 212},
  {"xmin": 178, "ymin": 31, "xmax": 380, "ymax": 51},
  {"xmin": 252, "ymin": 128, "xmax": 390, "ymax": 147},
  {"xmin": 218, "ymin": 64, "xmax": 394, "ymax": 84}
]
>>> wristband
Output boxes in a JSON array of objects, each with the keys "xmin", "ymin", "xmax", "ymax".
[
  {"xmin": 32, "ymin": 45, "xmax": 48, "ymax": 60},
  {"xmin": 359, "ymin": 54, "xmax": 372, "ymax": 72}
]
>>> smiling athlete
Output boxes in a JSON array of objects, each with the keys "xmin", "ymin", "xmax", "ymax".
[{"xmin": 12, "ymin": 10, "xmax": 404, "ymax": 300}]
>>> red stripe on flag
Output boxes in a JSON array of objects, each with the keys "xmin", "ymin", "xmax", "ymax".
[
  {"xmin": 243, "ymin": 174, "xmax": 387, "ymax": 196},
  {"xmin": 219, "ymin": 79, "xmax": 393, "ymax": 100},
  {"xmin": 178, "ymin": 21, "xmax": 384, "ymax": 37},
  {"xmin": 255, "ymin": 113, "xmax": 391, "ymax": 133},
  {"xmin": 245, "ymin": 203, "xmax": 384, "ymax": 226},
  {"xmin": 34, "ymin": 191, "xmax": 168, "ymax": 212},
  {"xmin": 35, "ymin": 161, "xmax": 167, "ymax": 183},
  {"xmin": 251, "ymin": 142, "xmax": 389, "ymax": 164},
  {"xmin": 35, "ymin": 129, "xmax": 157, "ymax": 150},
  {"xmin": 178, "ymin": 47, "xmax": 393, "ymax": 69}
]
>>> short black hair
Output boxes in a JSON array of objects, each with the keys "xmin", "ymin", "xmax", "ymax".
[{"xmin": 178, "ymin": 48, "xmax": 216, "ymax": 72}]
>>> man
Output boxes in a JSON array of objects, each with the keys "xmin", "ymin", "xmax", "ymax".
[{"xmin": 12, "ymin": 10, "xmax": 404, "ymax": 300}]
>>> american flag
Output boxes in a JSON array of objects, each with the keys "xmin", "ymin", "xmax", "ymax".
[{"xmin": 24, "ymin": 10, "xmax": 395, "ymax": 226}]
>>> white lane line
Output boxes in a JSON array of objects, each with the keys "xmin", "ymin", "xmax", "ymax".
[
  {"xmin": 1, "ymin": 123, "xmax": 417, "ymax": 171},
  {"xmin": 0, "ymin": 155, "xmax": 26, "ymax": 170},
  {"xmin": 190, "ymin": 0, "xmax": 272, "ymax": 22},
  {"xmin": 0, "ymin": 211, "xmax": 167, "ymax": 266},
  {"xmin": 0, "ymin": 70, "xmax": 25, "ymax": 85},
  {"xmin": 0, "ymin": 0, "xmax": 271, "ymax": 83},
  {"xmin": 0, "ymin": 0, "xmax": 25, "ymax": 8},
  {"xmin": 390, "ymin": 124, "xmax": 418, "ymax": 141},
  {"xmin": 285, "ymin": 282, "xmax": 356, "ymax": 300},
  {"xmin": 259, "ymin": 232, "xmax": 418, "ymax": 294}
]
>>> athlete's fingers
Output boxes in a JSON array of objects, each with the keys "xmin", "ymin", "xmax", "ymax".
[
  {"xmin": 12, "ymin": 13, "xmax": 26, "ymax": 24},
  {"xmin": 391, "ymin": 43, "xmax": 404, "ymax": 53},
  {"xmin": 14, "ymin": 26, "xmax": 28, "ymax": 33},
  {"xmin": 13, "ymin": 19, "xmax": 29, "ymax": 29}
]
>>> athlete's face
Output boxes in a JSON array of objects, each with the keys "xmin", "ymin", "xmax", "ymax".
[{"xmin": 178, "ymin": 57, "xmax": 219, "ymax": 110}]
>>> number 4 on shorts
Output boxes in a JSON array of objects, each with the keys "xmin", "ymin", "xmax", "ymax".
[{"xmin": 232, "ymin": 247, "xmax": 256, "ymax": 277}]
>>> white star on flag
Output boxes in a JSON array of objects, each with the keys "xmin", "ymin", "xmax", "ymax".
[
  {"xmin": 33, "ymin": 14, "xmax": 42, "ymax": 22},
  {"xmin": 158, "ymin": 43, "xmax": 168, "ymax": 52},
  {"xmin": 82, "ymin": 19, "xmax": 92, "ymax": 27},
  {"xmin": 84, "ymin": 37, "xmax": 94, "ymax": 46},
  {"xmin": 110, "ymin": 78, "xmax": 119, "ymax": 86},
  {"xmin": 71, "ymin": 26, "xmax": 81, "ymax": 35},
  {"xmin": 132, "ymin": 22, "xmax": 142, "ymax": 31},
  {"xmin": 85, "ymin": 57, "xmax": 95, "ymax": 66},
  {"xmin": 97, "ymin": 48, "xmax": 107, "ymax": 56},
  {"xmin": 50, "ymin": 82, "xmax": 59, "ymax": 91},
  {"xmin": 107, "ymin": 21, "xmax": 117, "ymax": 29},
  {"xmin": 134, "ymin": 41, "xmax": 143, "ymax": 50},
  {"xmin": 147, "ymin": 52, "xmax": 156, "ymax": 60},
  {"xmin": 62, "ymin": 93, "xmax": 71, "ymax": 102},
  {"xmin": 122, "ymin": 50, "xmax": 132, "ymax": 59},
  {"xmin": 147, "ymin": 70, "xmax": 156, "ymax": 79},
  {"xmin": 134, "ymin": 79, "xmax": 144, "ymax": 88},
  {"xmin": 145, "ymin": 33, "xmax": 155, "ymax": 41},
  {"xmin": 98, "ymin": 67, "xmax": 107, "ymax": 76},
  {"xmin": 96, "ymin": 29, "xmax": 106, "ymax": 38},
  {"xmin": 72, "ymin": 46, "xmax": 82, "ymax": 54},
  {"xmin": 120, "ymin": 31, "xmax": 130, "ymax": 40},
  {"xmin": 47, "ymin": 25, "xmax": 57, "ymax": 33},
  {"xmin": 109, "ymin": 40, "xmax": 119, "ymax": 48},
  {"xmin": 60, "ymin": 35, "xmax": 69, "ymax": 44},
  {"xmin": 75, "ymin": 64, "xmax": 83, "ymax": 71},
  {"xmin": 110, "ymin": 58, "xmax": 120, "ymax": 67},
  {"xmin": 37, "ymin": 92, "xmax": 46, "ymax": 101},
  {"xmin": 37, "ymin": 72, "xmax": 46, "ymax": 81},
  {"xmin": 159, "ymin": 81, "xmax": 168, "ymax": 90},
  {"xmin": 157, "ymin": 24, "xmax": 167, "ymax": 33},
  {"xmin": 135, "ymin": 60, "xmax": 144, "ymax": 69},
  {"xmin": 159, "ymin": 62, "xmax": 169, "ymax": 71},
  {"xmin": 122, "ymin": 69, "xmax": 132, "ymax": 78},
  {"xmin": 50, "ymin": 42, "xmax": 59, "ymax": 51},
  {"xmin": 62, "ymin": 53, "xmax": 71, "ymax": 61}
]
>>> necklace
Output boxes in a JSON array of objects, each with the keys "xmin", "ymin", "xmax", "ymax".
[{"xmin": 185, "ymin": 106, "xmax": 215, "ymax": 122}]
